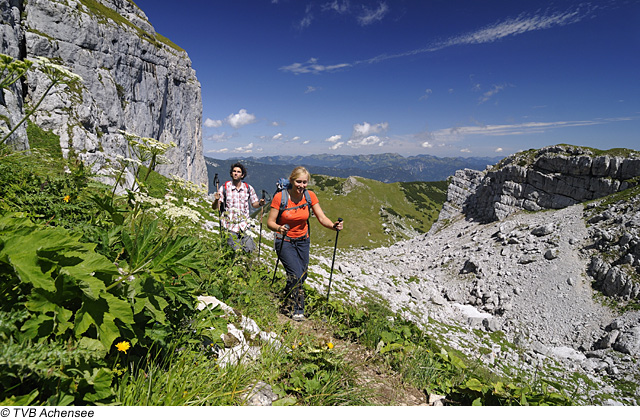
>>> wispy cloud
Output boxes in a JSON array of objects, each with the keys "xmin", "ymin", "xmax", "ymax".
[
  {"xmin": 282, "ymin": 4, "xmax": 594, "ymax": 74},
  {"xmin": 420, "ymin": 88, "xmax": 433, "ymax": 101},
  {"xmin": 322, "ymin": 0, "xmax": 350, "ymax": 14},
  {"xmin": 428, "ymin": 117, "xmax": 637, "ymax": 143},
  {"xmin": 357, "ymin": 2, "xmax": 389, "ymax": 26},
  {"xmin": 479, "ymin": 84, "xmax": 512, "ymax": 104},
  {"xmin": 280, "ymin": 58, "xmax": 351, "ymax": 75},
  {"xmin": 298, "ymin": 4, "xmax": 314, "ymax": 29}
]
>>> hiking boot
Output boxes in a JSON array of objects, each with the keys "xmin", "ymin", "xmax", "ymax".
[{"xmin": 292, "ymin": 313, "xmax": 305, "ymax": 322}]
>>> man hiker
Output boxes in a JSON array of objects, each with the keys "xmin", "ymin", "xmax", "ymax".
[{"xmin": 212, "ymin": 162, "xmax": 265, "ymax": 253}]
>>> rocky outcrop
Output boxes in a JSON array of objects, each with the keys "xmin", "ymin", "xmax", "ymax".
[
  {"xmin": 1, "ymin": 0, "xmax": 206, "ymax": 187},
  {"xmin": 585, "ymin": 192, "xmax": 640, "ymax": 301},
  {"xmin": 440, "ymin": 145, "xmax": 640, "ymax": 224}
]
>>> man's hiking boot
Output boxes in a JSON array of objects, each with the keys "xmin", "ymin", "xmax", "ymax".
[{"xmin": 292, "ymin": 313, "xmax": 305, "ymax": 322}]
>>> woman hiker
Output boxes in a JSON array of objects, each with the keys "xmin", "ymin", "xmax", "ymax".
[{"xmin": 267, "ymin": 166, "xmax": 343, "ymax": 321}]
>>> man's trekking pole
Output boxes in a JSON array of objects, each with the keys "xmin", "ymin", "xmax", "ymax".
[
  {"xmin": 270, "ymin": 224, "xmax": 289, "ymax": 286},
  {"xmin": 213, "ymin": 173, "xmax": 221, "ymax": 236},
  {"xmin": 257, "ymin": 190, "xmax": 266, "ymax": 260},
  {"xmin": 326, "ymin": 218, "xmax": 343, "ymax": 301}
]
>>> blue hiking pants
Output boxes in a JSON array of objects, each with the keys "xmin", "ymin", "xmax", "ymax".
[{"xmin": 275, "ymin": 235, "xmax": 310, "ymax": 314}]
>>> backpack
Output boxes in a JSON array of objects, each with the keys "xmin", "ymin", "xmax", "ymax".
[
  {"xmin": 274, "ymin": 177, "xmax": 313, "ymax": 233},
  {"xmin": 219, "ymin": 180, "xmax": 250, "ymax": 213}
]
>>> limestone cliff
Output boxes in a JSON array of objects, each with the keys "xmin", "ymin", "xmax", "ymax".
[
  {"xmin": 0, "ymin": 0, "xmax": 207, "ymax": 187},
  {"xmin": 438, "ymin": 145, "xmax": 640, "ymax": 225}
]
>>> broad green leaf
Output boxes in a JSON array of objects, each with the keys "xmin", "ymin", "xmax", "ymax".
[
  {"xmin": 77, "ymin": 337, "xmax": 107, "ymax": 359},
  {"xmin": 103, "ymin": 293, "xmax": 134, "ymax": 325},
  {"xmin": 20, "ymin": 313, "xmax": 54, "ymax": 341},
  {"xmin": 74, "ymin": 298, "xmax": 122, "ymax": 348},
  {"xmin": 25, "ymin": 291, "xmax": 58, "ymax": 313},
  {"xmin": 272, "ymin": 396, "xmax": 297, "ymax": 406},
  {"xmin": 144, "ymin": 295, "xmax": 168, "ymax": 323},
  {"xmin": 83, "ymin": 368, "xmax": 114, "ymax": 402},
  {"xmin": 95, "ymin": 312, "xmax": 120, "ymax": 349},
  {"xmin": 464, "ymin": 378, "xmax": 485, "ymax": 392},
  {"xmin": 61, "ymin": 251, "xmax": 117, "ymax": 300}
]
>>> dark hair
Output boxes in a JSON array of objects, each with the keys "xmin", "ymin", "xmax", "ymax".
[{"xmin": 230, "ymin": 162, "xmax": 247, "ymax": 179}]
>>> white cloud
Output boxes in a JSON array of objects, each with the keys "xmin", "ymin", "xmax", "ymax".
[
  {"xmin": 204, "ymin": 118, "xmax": 223, "ymax": 128},
  {"xmin": 206, "ymin": 132, "xmax": 233, "ymax": 142},
  {"xmin": 292, "ymin": 136, "xmax": 301, "ymax": 141},
  {"xmin": 460, "ymin": 148, "xmax": 472, "ymax": 153},
  {"xmin": 305, "ymin": 86, "xmax": 318, "ymax": 94},
  {"xmin": 272, "ymin": 133, "xmax": 283, "ymax": 140},
  {"xmin": 326, "ymin": 134, "xmax": 342, "ymax": 143},
  {"xmin": 280, "ymin": 58, "xmax": 351, "ymax": 75},
  {"xmin": 329, "ymin": 141, "xmax": 344, "ymax": 150},
  {"xmin": 226, "ymin": 109, "xmax": 256, "ymax": 129},
  {"xmin": 421, "ymin": 141, "xmax": 433, "ymax": 148},
  {"xmin": 233, "ymin": 143, "xmax": 254, "ymax": 153},
  {"xmin": 495, "ymin": 147, "xmax": 503, "ymax": 153},
  {"xmin": 207, "ymin": 147, "xmax": 229, "ymax": 154},
  {"xmin": 358, "ymin": 2, "xmax": 389, "ymax": 26},
  {"xmin": 303, "ymin": 140, "xmax": 311, "ymax": 144},
  {"xmin": 348, "ymin": 135, "xmax": 382, "ymax": 147},
  {"xmin": 351, "ymin": 121, "xmax": 388, "ymax": 138}
]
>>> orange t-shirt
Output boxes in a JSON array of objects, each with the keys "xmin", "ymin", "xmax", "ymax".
[{"xmin": 271, "ymin": 190, "xmax": 319, "ymax": 238}]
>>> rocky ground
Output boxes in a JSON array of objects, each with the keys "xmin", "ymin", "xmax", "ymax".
[{"xmin": 307, "ymin": 200, "xmax": 640, "ymax": 405}]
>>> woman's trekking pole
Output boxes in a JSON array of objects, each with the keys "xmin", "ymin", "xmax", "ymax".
[
  {"xmin": 213, "ymin": 173, "xmax": 221, "ymax": 236},
  {"xmin": 257, "ymin": 190, "xmax": 266, "ymax": 260},
  {"xmin": 270, "ymin": 224, "xmax": 289, "ymax": 286},
  {"xmin": 326, "ymin": 218, "xmax": 343, "ymax": 301}
]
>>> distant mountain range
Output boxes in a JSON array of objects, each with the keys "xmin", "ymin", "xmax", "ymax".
[{"xmin": 204, "ymin": 153, "xmax": 501, "ymax": 195}]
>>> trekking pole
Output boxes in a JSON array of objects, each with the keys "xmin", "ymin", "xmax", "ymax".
[
  {"xmin": 326, "ymin": 218, "xmax": 343, "ymax": 301},
  {"xmin": 270, "ymin": 224, "xmax": 289, "ymax": 286},
  {"xmin": 257, "ymin": 190, "xmax": 266, "ymax": 260},
  {"xmin": 213, "ymin": 173, "xmax": 221, "ymax": 236}
]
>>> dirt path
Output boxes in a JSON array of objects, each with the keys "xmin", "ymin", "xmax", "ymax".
[{"xmin": 279, "ymin": 313, "xmax": 428, "ymax": 406}]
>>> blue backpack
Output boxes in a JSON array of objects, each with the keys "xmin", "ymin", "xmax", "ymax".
[{"xmin": 275, "ymin": 177, "xmax": 313, "ymax": 232}]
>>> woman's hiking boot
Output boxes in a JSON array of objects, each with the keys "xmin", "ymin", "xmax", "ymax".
[{"xmin": 291, "ymin": 283, "xmax": 305, "ymax": 321}]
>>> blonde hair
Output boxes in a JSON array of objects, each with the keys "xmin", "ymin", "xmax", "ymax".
[{"xmin": 289, "ymin": 166, "xmax": 310, "ymax": 184}]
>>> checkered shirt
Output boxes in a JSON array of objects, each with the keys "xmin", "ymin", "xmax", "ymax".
[{"xmin": 218, "ymin": 181, "xmax": 258, "ymax": 233}]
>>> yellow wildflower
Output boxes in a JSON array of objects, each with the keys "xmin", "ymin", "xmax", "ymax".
[
  {"xmin": 115, "ymin": 341, "xmax": 131, "ymax": 354},
  {"xmin": 327, "ymin": 342, "xmax": 334, "ymax": 350},
  {"xmin": 63, "ymin": 195, "xmax": 71, "ymax": 202}
]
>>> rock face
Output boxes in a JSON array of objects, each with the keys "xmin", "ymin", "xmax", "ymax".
[
  {"xmin": 440, "ymin": 145, "xmax": 640, "ymax": 224},
  {"xmin": 0, "ymin": 0, "xmax": 207, "ymax": 188}
]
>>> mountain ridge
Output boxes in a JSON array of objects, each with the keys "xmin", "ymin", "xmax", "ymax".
[{"xmin": 205, "ymin": 153, "xmax": 499, "ymax": 195}]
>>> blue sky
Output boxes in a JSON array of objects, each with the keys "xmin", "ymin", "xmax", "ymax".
[{"xmin": 133, "ymin": 0, "xmax": 640, "ymax": 158}]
